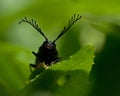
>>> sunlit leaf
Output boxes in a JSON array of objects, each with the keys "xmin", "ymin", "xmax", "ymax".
[{"xmin": 19, "ymin": 45, "xmax": 95, "ymax": 96}]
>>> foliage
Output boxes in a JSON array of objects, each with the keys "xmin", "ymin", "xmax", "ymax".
[
  {"xmin": 0, "ymin": 43, "xmax": 31, "ymax": 96},
  {"xmin": 19, "ymin": 45, "xmax": 95, "ymax": 96},
  {"xmin": 0, "ymin": 0, "xmax": 120, "ymax": 96}
]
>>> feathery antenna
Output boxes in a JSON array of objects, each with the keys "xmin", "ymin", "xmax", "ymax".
[
  {"xmin": 19, "ymin": 17, "xmax": 48, "ymax": 41},
  {"xmin": 53, "ymin": 14, "xmax": 82, "ymax": 43}
]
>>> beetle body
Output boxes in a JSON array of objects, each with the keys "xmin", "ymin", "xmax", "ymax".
[
  {"xmin": 33, "ymin": 41, "xmax": 59, "ymax": 66},
  {"xmin": 19, "ymin": 14, "xmax": 82, "ymax": 71}
]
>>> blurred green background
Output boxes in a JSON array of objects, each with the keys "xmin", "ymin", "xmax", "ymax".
[{"xmin": 0, "ymin": 0, "xmax": 120, "ymax": 96}]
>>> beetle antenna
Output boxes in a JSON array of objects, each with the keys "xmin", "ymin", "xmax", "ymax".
[
  {"xmin": 53, "ymin": 14, "xmax": 82, "ymax": 43},
  {"xmin": 19, "ymin": 17, "xmax": 48, "ymax": 41}
]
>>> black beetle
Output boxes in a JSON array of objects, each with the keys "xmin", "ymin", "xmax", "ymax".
[{"xmin": 19, "ymin": 14, "xmax": 82, "ymax": 71}]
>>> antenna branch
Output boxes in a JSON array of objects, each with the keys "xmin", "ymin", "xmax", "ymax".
[
  {"xmin": 53, "ymin": 14, "xmax": 82, "ymax": 43},
  {"xmin": 19, "ymin": 17, "xmax": 48, "ymax": 41}
]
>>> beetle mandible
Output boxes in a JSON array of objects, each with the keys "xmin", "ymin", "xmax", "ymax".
[{"xmin": 19, "ymin": 14, "xmax": 82, "ymax": 71}]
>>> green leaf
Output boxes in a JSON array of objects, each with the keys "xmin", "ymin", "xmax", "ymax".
[
  {"xmin": 19, "ymin": 45, "xmax": 95, "ymax": 96},
  {"xmin": 0, "ymin": 42, "xmax": 31, "ymax": 96}
]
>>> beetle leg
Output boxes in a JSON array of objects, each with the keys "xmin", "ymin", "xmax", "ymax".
[
  {"xmin": 29, "ymin": 64, "xmax": 37, "ymax": 72},
  {"xmin": 50, "ymin": 58, "xmax": 61, "ymax": 65},
  {"xmin": 32, "ymin": 51, "xmax": 38, "ymax": 57}
]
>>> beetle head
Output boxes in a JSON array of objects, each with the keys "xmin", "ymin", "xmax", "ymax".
[{"xmin": 42, "ymin": 41, "xmax": 56, "ymax": 50}]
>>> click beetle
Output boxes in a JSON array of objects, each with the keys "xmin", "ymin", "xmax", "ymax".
[{"xmin": 19, "ymin": 14, "xmax": 82, "ymax": 71}]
